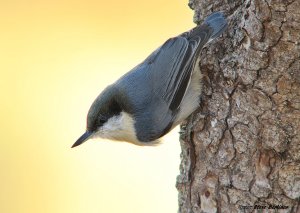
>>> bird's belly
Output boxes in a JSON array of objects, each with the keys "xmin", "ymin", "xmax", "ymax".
[{"xmin": 173, "ymin": 64, "xmax": 202, "ymax": 126}]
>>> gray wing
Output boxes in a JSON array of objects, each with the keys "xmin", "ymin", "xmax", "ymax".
[
  {"xmin": 142, "ymin": 25, "xmax": 212, "ymax": 112},
  {"xmin": 141, "ymin": 12, "xmax": 227, "ymax": 112}
]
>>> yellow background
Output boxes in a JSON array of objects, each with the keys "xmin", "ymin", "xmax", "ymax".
[{"xmin": 0, "ymin": 0, "xmax": 194, "ymax": 212}]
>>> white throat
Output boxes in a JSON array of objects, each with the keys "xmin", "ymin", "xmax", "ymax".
[{"xmin": 92, "ymin": 111, "xmax": 140, "ymax": 144}]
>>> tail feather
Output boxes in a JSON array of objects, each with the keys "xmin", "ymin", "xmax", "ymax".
[
  {"xmin": 203, "ymin": 12, "xmax": 228, "ymax": 41},
  {"xmin": 182, "ymin": 11, "xmax": 227, "ymax": 44}
]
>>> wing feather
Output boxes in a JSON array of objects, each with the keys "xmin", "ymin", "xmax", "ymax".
[{"xmin": 141, "ymin": 24, "xmax": 213, "ymax": 111}]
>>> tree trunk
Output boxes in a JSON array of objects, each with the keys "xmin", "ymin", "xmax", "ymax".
[{"xmin": 176, "ymin": 0, "xmax": 300, "ymax": 212}]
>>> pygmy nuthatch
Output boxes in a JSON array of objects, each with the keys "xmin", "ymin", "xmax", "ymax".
[{"xmin": 72, "ymin": 12, "xmax": 227, "ymax": 147}]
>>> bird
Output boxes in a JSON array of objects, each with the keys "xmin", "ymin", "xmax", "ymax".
[{"xmin": 72, "ymin": 12, "xmax": 227, "ymax": 148}]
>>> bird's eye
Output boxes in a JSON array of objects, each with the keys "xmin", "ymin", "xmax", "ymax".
[
  {"xmin": 98, "ymin": 115, "xmax": 107, "ymax": 124},
  {"xmin": 99, "ymin": 118, "xmax": 106, "ymax": 123}
]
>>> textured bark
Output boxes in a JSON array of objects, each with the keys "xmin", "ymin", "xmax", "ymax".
[{"xmin": 176, "ymin": 0, "xmax": 300, "ymax": 212}]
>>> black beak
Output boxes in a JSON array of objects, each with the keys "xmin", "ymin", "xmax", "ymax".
[{"xmin": 72, "ymin": 131, "xmax": 93, "ymax": 148}]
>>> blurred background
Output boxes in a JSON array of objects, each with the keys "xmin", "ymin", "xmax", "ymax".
[{"xmin": 0, "ymin": 0, "xmax": 194, "ymax": 212}]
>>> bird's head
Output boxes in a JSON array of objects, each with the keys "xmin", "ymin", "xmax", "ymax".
[{"xmin": 72, "ymin": 86, "xmax": 139, "ymax": 148}]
